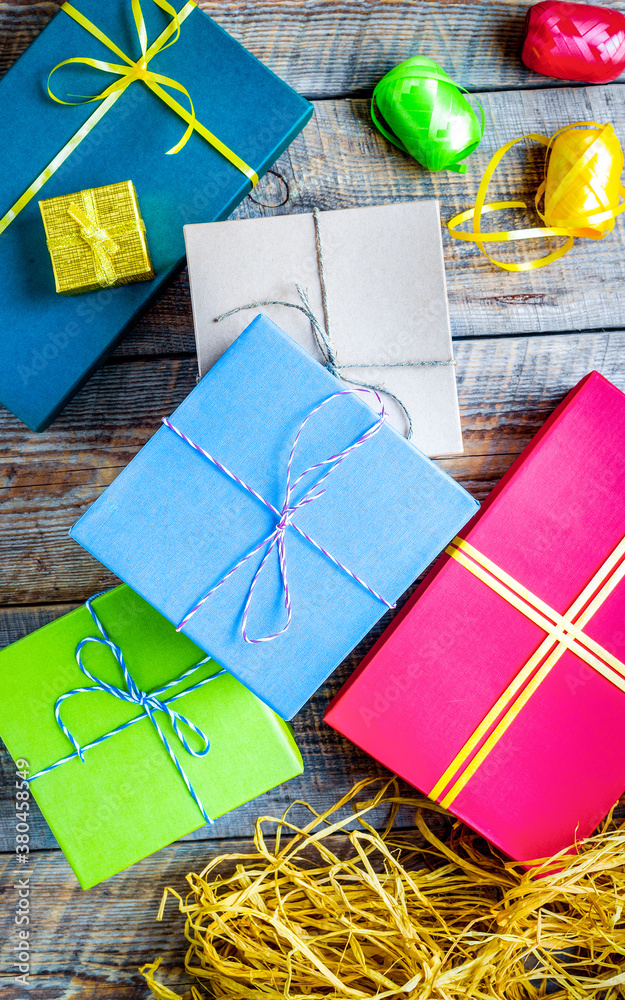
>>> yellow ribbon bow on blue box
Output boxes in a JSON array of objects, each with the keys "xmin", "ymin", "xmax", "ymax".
[
  {"xmin": 1, "ymin": 0, "xmax": 259, "ymax": 238},
  {"xmin": 0, "ymin": 0, "xmax": 313, "ymax": 431}
]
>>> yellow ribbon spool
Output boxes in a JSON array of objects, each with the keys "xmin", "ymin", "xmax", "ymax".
[{"xmin": 448, "ymin": 121, "xmax": 625, "ymax": 271}]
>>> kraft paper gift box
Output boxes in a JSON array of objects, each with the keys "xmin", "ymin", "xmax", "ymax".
[
  {"xmin": 184, "ymin": 201, "xmax": 463, "ymax": 457},
  {"xmin": 0, "ymin": 585, "xmax": 303, "ymax": 889},
  {"xmin": 0, "ymin": 0, "xmax": 312, "ymax": 431},
  {"xmin": 326, "ymin": 370, "xmax": 625, "ymax": 864},
  {"xmin": 70, "ymin": 314, "xmax": 478, "ymax": 720}
]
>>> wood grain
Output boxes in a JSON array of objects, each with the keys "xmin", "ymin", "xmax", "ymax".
[
  {"xmin": 0, "ymin": 328, "xmax": 621, "ymax": 855},
  {"xmin": 3, "ymin": 817, "xmax": 622, "ymax": 1000},
  {"xmin": 2, "ymin": 0, "xmax": 625, "ymax": 99},
  {"xmin": 0, "ymin": 839, "xmax": 241, "ymax": 1000},
  {"xmin": 88, "ymin": 84, "xmax": 625, "ymax": 361},
  {"xmin": 289, "ymin": 88, "xmax": 625, "ymax": 336},
  {"xmin": 0, "ymin": 802, "xmax": 450, "ymax": 1000},
  {"xmin": 2, "ymin": 16, "xmax": 625, "ymax": 353},
  {"xmin": 2, "ymin": 2, "xmax": 625, "ymax": 997},
  {"xmin": 203, "ymin": 0, "xmax": 625, "ymax": 97},
  {"xmin": 4, "ymin": 296, "xmax": 593, "ymax": 851},
  {"xmin": 1, "ymin": 327, "xmax": 624, "ymax": 491},
  {"xmin": 0, "ymin": 328, "xmax": 622, "ymax": 610}
]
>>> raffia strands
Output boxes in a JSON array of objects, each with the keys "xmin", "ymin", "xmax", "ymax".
[{"xmin": 140, "ymin": 778, "xmax": 625, "ymax": 1000}]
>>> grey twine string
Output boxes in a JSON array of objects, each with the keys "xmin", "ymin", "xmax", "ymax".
[{"xmin": 216, "ymin": 207, "xmax": 455, "ymax": 440}]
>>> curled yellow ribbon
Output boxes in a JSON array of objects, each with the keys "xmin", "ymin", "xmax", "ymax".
[
  {"xmin": 448, "ymin": 121, "xmax": 625, "ymax": 271},
  {"xmin": 46, "ymin": 188, "xmax": 146, "ymax": 288},
  {"xmin": 0, "ymin": 0, "xmax": 258, "ymax": 238}
]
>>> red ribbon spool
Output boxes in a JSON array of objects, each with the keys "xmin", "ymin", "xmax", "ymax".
[{"xmin": 522, "ymin": 0, "xmax": 625, "ymax": 83}]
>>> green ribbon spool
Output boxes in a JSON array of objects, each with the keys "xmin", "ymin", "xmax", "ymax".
[{"xmin": 372, "ymin": 56, "xmax": 485, "ymax": 174}]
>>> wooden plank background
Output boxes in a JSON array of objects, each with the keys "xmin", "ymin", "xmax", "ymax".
[
  {"xmin": 2, "ymin": 1, "xmax": 625, "ymax": 997},
  {"xmin": 3, "ymin": 0, "xmax": 625, "ymax": 96}
]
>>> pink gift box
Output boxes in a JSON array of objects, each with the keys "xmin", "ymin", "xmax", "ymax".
[{"xmin": 326, "ymin": 371, "xmax": 625, "ymax": 863}]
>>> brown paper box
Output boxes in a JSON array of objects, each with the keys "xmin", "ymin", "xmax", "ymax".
[{"xmin": 184, "ymin": 201, "xmax": 463, "ymax": 457}]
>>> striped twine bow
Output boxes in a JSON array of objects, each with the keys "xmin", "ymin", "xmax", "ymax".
[
  {"xmin": 163, "ymin": 388, "xmax": 396, "ymax": 642},
  {"xmin": 29, "ymin": 594, "xmax": 226, "ymax": 824}
]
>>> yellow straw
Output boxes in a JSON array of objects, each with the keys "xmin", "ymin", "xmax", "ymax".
[{"xmin": 141, "ymin": 778, "xmax": 625, "ymax": 1000}]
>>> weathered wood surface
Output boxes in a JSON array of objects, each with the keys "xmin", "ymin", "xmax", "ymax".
[
  {"xmin": 0, "ymin": 646, "xmax": 408, "ymax": 851},
  {"xmin": 289, "ymin": 87, "xmax": 625, "ymax": 337},
  {"xmin": 0, "ymin": 838, "xmax": 260, "ymax": 1000},
  {"xmin": 1, "ymin": 325, "xmax": 623, "ymax": 856},
  {"xmin": 0, "ymin": 798, "xmax": 452, "ymax": 1000},
  {"xmin": 3, "ymin": 0, "xmax": 625, "ymax": 98},
  {"xmin": 3, "ymin": 5, "xmax": 625, "ymax": 338},
  {"xmin": 3, "ymin": 0, "xmax": 625, "ymax": 996},
  {"xmin": 1, "ymin": 329, "xmax": 624, "ymax": 605},
  {"xmin": 97, "ymin": 81, "xmax": 625, "ymax": 352},
  {"xmin": 59, "ymin": 85, "xmax": 625, "ymax": 344},
  {"xmin": 7, "ymin": 326, "xmax": 625, "ymax": 483}
]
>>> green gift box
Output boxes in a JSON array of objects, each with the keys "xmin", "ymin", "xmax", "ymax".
[{"xmin": 0, "ymin": 586, "xmax": 303, "ymax": 889}]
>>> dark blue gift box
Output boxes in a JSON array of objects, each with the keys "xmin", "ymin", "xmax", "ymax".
[{"xmin": 0, "ymin": 0, "xmax": 312, "ymax": 430}]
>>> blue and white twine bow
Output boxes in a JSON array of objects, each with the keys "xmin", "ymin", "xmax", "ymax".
[
  {"xmin": 163, "ymin": 388, "xmax": 396, "ymax": 643},
  {"xmin": 29, "ymin": 594, "xmax": 225, "ymax": 824}
]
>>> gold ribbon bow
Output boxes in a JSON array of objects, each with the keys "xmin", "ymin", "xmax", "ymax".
[
  {"xmin": 0, "ymin": 0, "xmax": 258, "ymax": 238},
  {"xmin": 47, "ymin": 189, "xmax": 146, "ymax": 287},
  {"xmin": 430, "ymin": 534, "xmax": 625, "ymax": 809}
]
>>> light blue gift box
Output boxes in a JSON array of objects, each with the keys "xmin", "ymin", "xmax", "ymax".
[{"xmin": 70, "ymin": 315, "xmax": 478, "ymax": 719}]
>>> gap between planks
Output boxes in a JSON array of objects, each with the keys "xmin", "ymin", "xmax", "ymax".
[
  {"xmin": 37, "ymin": 86, "xmax": 625, "ymax": 356},
  {"xmin": 0, "ymin": 88, "xmax": 620, "ymax": 365},
  {"xmin": 1, "ymin": 0, "xmax": 625, "ymax": 99},
  {"xmin": 0, "ymin": 328, "xmax": 623, "ymax": 606}
]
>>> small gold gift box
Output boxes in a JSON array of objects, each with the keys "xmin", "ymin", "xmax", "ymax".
[{"xmin": 40, "ymin": 180, "xmax": 154, "ymax": 295}]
